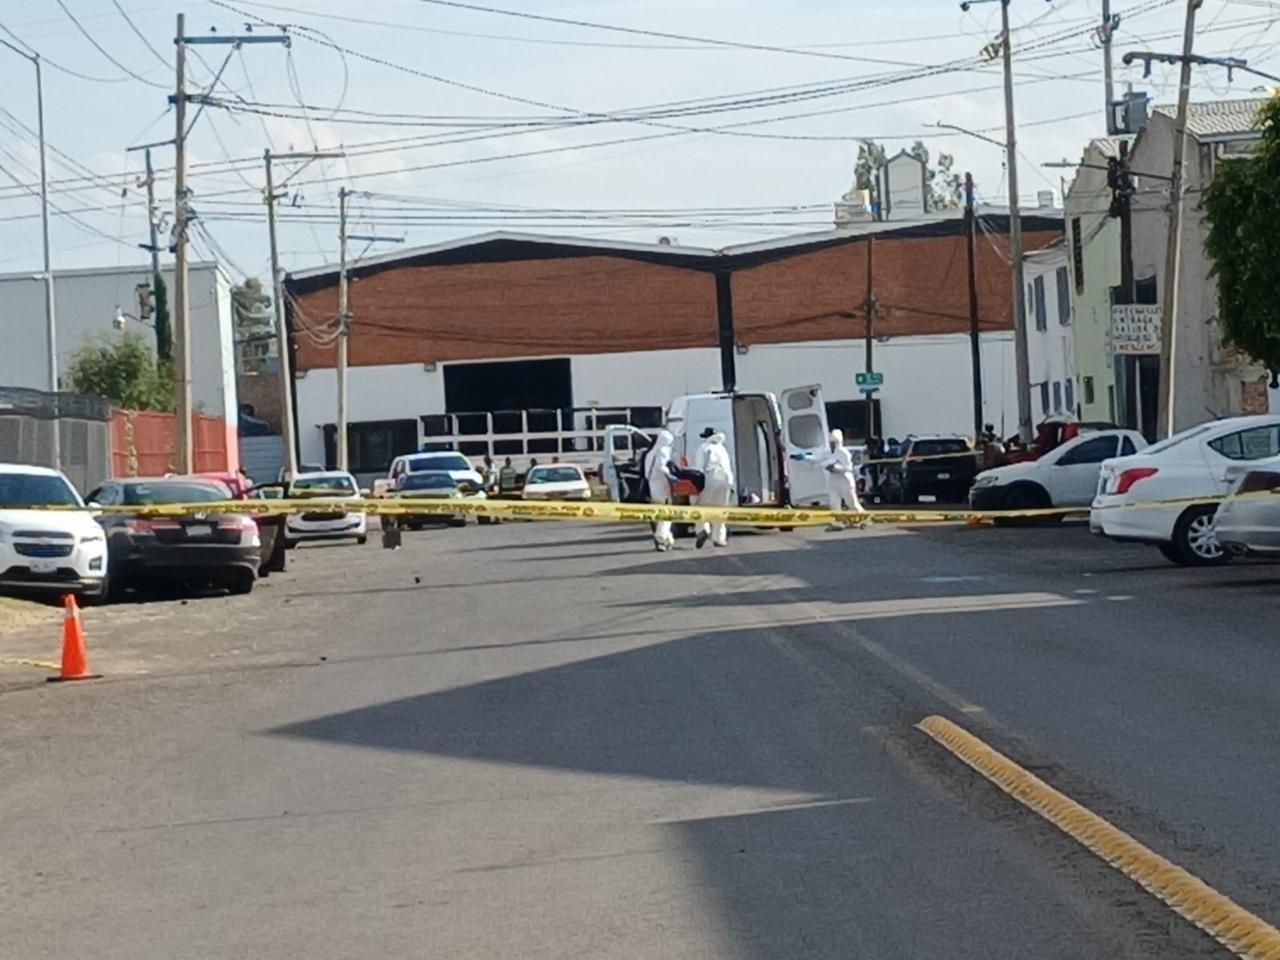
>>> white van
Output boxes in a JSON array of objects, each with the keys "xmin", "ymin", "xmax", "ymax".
[{"xmin": 602, "ymin": 385, "xmax": 830, "ymax": 507}]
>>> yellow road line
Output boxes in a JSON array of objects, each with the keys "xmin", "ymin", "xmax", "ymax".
[
  {"xmin": 917, "ymin": 715, "xmax": 1280, "ymax": 960},
  {"xmin": 862, "ymin": 642, "xmax": 985, "ymax": 715},
  {"xmin": 0, "ymin": 657, "xmax": 58, "ymax": 671}
]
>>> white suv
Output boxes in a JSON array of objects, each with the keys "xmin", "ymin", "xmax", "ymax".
[{"xmin": 0, "ymin": 464, "xmax": 108, "ymax": 600}]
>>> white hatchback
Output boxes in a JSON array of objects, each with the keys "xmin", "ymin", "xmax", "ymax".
[
  {"xmin": 0, "ymin": 464, "xmax": 108, "ymax": 599},
  {"xmin": 1091, "ymin": 415, "xmax": 1280, "ymax": 566}
]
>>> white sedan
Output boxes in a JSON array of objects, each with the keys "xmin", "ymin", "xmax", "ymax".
[
  {"xmin": 284, "ymin": 471, "xmax": 368, "ymax": 546},
  {"xmin": 969, "ymin": 429, "xmax": 1147, "ymax": 511},
  {"xmin": 521, "ymin": 464, "xmax": 592, "ymax": 500},
  {"xmin": 1215, "ymin": 453, "xmax": 1280, "ymax": 556},
  {"xmin": 1091, "ymin": 415, "xmax": 1280, "ymax": 566}
]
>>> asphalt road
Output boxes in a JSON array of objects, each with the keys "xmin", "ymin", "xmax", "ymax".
[{"xmin": 2, "ymin": 517, "xmax": 1278, "ymax": 959}]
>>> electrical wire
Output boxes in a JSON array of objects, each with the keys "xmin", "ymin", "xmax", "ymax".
[
  {"xmin": 52, "ymin": 0, "xmax": 167, "ymax": 89},
  {"xmin": 0, "ymin": 21, "xmax": 131, "ymax": 84},
  {"xmin": 110, "ymin": 0, "xmax": 169, "ymax": 68}
]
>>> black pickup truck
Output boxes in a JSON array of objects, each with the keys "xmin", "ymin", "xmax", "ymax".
[{"xmin": 883, "ymin": 436, "xmax": 978, "ymax": 504}]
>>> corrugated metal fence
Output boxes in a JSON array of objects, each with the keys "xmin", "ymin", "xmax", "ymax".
[
  {"xmin": 110, "ymin": 410, "xmax": 230, "ymax": 477},
  {"xmin": 0, "ymin": 387, "xmax": 113, "ymax": 493}
]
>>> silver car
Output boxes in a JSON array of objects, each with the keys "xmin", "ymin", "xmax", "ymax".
[{"xmin": 1215, "ymin": 454, "xmax": 1280, "ymax": 556}]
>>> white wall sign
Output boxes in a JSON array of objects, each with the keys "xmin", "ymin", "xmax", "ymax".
[{"xmin": 1111, "ymin": 304, "xmax": 1162, "ymax": 355}]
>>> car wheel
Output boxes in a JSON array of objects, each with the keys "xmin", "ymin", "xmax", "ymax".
[
  {"xmin": 407, "ymin": 521, "xmax": 424, "ymax": 531},
  {"xmin": 227, "ymin": 570, "xmax": 255, "ymax": 595},
  {"xmin": 82, "ymin": 575, "xmax": 112, "ymax": 606},
  {"xmin": 448, "ymin": 517, "xmax": 467, "ymax": 528},
  {"xmin": 283, "ymin": 537, "xmax": 297, "ymax": 550},
  {"xmin": 356, "ymin": 535, "xmax": 368, "ymax": 545},
  {"xmin": 1170, "ymin": 505, "xmax": 1229, "ymax": 566},
  {"xmin": 477, "ymin": 515, "xmax": 493, "ymax": 526}
]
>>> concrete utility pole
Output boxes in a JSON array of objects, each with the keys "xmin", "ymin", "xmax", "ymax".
[
  {"xmin": 172, "ymin": 13, "xmax": 193, "ymax": 473},
  {"xmin": 964, "ymin": 173, "xmax": 984, "ymax": 441},
  {"xmin": 1102, "ymin": 0, "xmax": 1116, "ymax": 131},
  {"xmin": 337, "ymin": 187, "xmax": 351, "ymax": 472},
  {"xmin": 264, "ymin": 149, "xmax": 342, "ymax": 480},
  {"xmin": 335, "ymin": 190, "xmax": 402, "ymax": 471},
  {"xmin": 171, "ymin": 19, "xmax": 288, "ymax": 472},
  {"xmin": 1155, "ymin": 0, "xmax": 1199, "ymax": 437},
  {"xmin": 0, "ymin": 38, "xmax": 59, "ymax": 467}
]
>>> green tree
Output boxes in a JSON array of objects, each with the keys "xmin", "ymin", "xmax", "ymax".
[
  {"xmin": 1204, "ymin": 96, "xmax": 1280, "ymax": 381},
  {"xmin": 153, "ymin": 273, "xmax": 172, "ymax": 363},
  {"xmin": 67, "ymin": 332, "xmax": 174, "ymax": 411},
  {"xmin": 854, "ymin": 140, "xmax": 963, "ymax": 216}
]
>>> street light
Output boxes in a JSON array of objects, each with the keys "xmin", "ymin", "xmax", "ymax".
[
  {"xmin": 112, "ymin": 306, "xmax": 155, "ymax": 331},
  {"xmin": 0, "ymin": 36, "xmax": 59, "ymax": 468}
]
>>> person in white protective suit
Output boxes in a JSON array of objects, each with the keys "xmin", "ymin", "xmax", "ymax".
[
  {"xmin": 645, "ymin": 429, "xmax": 678, "ymax": 551},
  {"xmin": 821, "ymin": 428, "xmax": 864, "ymax": 530},
  {"xmin": 693, "ymin": 427, "xmax": 735, "ymax": 549}
]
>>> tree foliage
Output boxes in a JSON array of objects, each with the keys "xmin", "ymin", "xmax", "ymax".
[
  {"xmin": 67, "ymin": 332, "xmax": 174, "ymax": 411},
  {"xmin": 854, "ymin": 140, "xmax": 964, "ymax": 214},
  {"xmin": 1203, "ymin": 96, "xmax": 1280, "ymax": 379},
  {"xmin": 153, "ymin": 273, "xmax": 172, "ymax": 363}
]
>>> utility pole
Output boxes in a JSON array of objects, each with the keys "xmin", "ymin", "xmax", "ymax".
[
  {"xmin": 1, "ymin": 39, "xmax": 59, "ymax": 468},
  {"xmin": 335, "ymin": 188, "xmax": 401, "ymax": 471},
  {"xmin": 337, "ymin": 187, "xmax": 351, "ymax": 473},
  {"xmin": 263, "ymin": 149, "xmax": 342, "ymax": 480},
  {"xmin": 1157, "ymin": 0, "xmax": 1198, "ymax": 438},
  {"xmin": 965, "ymin": 173, "xmax": 984, "ymax": 441},
  {"xmin": 170, "ymin": 19, "xmax": 288, "ymax": 473},
  {"xmin": 1102, "ymin": 0, "xmax": 1116, "ymax": 131},
  {"xmin": 998, "ymin": 0, "xmax": 1034, "ymax": 445},
  {"xmin": 172, "ymin": 13, "xmax": 193, "ymax": 473},
  {"xmin": 862, "ymin": 235, "xmax": 877, "ymax": 441}
]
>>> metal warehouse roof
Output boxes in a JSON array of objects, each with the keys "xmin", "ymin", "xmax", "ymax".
[
  {"xmin": 1153, "ymin": 98, "xmax": 1267, "ymax": 140},
  {"xmin": 286, "ymin": 208, "xmax": 1062, "ymax": 292}
]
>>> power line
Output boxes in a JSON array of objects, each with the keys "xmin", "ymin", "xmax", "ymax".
[
  {"xmin": 110, "ymin": 0, "xmax": 169, "ymax": 68},
  {"xmin": 51, "ymin": 0, "xmax": 167, "ymax": 88},
  {"xmin": 0, "ymin": 20, "xmax": 130, "ymax": 83}
]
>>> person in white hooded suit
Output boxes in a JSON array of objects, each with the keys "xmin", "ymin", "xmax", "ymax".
[
  {"xmin": 645, "ymin": 429, "xmax": 677, "ymax": 551},
  {"xmin": 821, "ymin": 428, "xmax": 863, "ymax": 530},
  {"xmin": 693, "ymin": 427, "xmax": 734, "ymax": 548}
]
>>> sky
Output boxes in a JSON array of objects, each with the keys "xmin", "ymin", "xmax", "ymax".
[{"xmin": 1, "ymin": 0, "xmax": 1278, "ymax": 284}]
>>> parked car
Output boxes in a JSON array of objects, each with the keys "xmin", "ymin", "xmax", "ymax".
[
  {"xmin": 87, "ymin": 476, "xmax": 260, "ymax": 597},
  {"xmin": 0, "ymin": 464, "xmax": 108, "ymax": 601},
  {"xmin": 969, "ymin": 429, "xmax": 1148, "ymax": 514},
  {"xmin": 383, "ymin": 451, "xmax": 483, "ymax": 494},
  {"xmin": 1214, "ymin": 454, "xmax": 1280, "ymax": 557},
  {"xmin": 884, "ymin": 436, "xmax": 978, "ymax": 503},
  {"xmin": 277, "ymin": 464, "xmax": 324, "ymax": 482},
  {"xmin": 284, "ymin": 471, "xmax": 367, "ymax": 546},
  {"xmin": 1091, "ymin": 415, "xmax": 1280, "ymax": 566},
  {"xmin": 522, "ymin": 464, "xmax": 592, "ymax": 501},
  {"xmin": 392, "ymin": 471, "xmax": 488, "ymax": 528}
]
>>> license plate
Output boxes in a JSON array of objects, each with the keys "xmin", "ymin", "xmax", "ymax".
[
  {"xmin": 937, "ymin": 472, "xmax": 951, "ymax": 480},
  {"xmin": 29, "ymin": 558, "xmax": 57, "ymax": 574},
  {"xmin": 186, "ymin": 525, "xmax": 212, "ymax": 538}
]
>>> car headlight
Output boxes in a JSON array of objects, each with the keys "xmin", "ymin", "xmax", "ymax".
[
  {"xmin": 972, "ymin": 475, "xmax": 998, "ymax": 489},
  {"xmin": 79, "ymin": 532, "xmax": 104, "ymax": 543}
]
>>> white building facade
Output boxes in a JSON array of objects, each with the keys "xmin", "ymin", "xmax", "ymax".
[{"xmin": 1022, "ymin": 244, "xmax": 1078, "ymax": 422}]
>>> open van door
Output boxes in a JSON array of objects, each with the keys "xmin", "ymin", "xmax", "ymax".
[
  {"xmin": 602, "ymin": 424, "xmax": 653, "ymax": 502},
  {"xmin": 780, "ymin": 384, "xmax": 830, "ymax": 506}
]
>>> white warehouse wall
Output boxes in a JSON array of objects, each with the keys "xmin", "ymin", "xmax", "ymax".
[
  {"xmin": 296, "ymin": 335, "xmax": 1021, "ymax": 464},
  {"xmin": 0, "ymin": 263, "xmax": 237, "ymax": 424}
]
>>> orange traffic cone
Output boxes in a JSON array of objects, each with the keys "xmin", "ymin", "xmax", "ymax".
[{"xmin": 47, "ymin": 594, "xmax": 100, "ymax": 683}]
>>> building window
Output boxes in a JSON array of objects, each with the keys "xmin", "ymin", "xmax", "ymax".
[
  {"xmin": 325, "ymin": 419, "xmax": 419, "ymax": 473},
  {"xmin": 1070, "ymin": 216, "xmax": 1084, "ymax": 293},
  {"xmin": 1039, "ymin": 381, "xmax": 1050, "ymax": 414},
  {"xmin": 1033, "ymin": 276, "xmax": 1048, "ymax": 331},
  {"xmin": 1065, "ymin": 378, "xmax": 1075, "ymax": 412},
  {"xmin": 1084, "ymin": 376, "xmax": 1096, "ymax": 405},
  {"xmin": 1052, "ymin": 380, "xmax": 1062, "ymax": 413},
  {"xmin": 1056, "ymin": 266, "xmax": 1071, "ymax": 325}
]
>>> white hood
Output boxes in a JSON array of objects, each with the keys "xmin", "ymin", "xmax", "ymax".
[{"xmin": 0, "ymin": 508, "xmax": 102, "ymax": 538}]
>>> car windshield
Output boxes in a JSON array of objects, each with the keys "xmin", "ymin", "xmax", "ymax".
[
  {"xmin": 0, "ymin": 472, "xmax": 81, "ymax": 508},
  {"xmin": 408, "ymin": 454, "xmax": 470, "ymax": 473},
  {"xmin": 528, "ymin": 467, "xmax": 583, "ymax": 484},
  {"xmin": 399, "ymin": 472, "xmax": 457, "ymax": 491},
  {"xmin": 291, "ymin": 475, "xmax": 357, "ymax": 496},
  {"xmin": 123, "ymin": 481, "xmax": 231, "ymax": 505},
  {"xmin": 911, "ymin": 439, "xmax": 970, "ymax": 456}
]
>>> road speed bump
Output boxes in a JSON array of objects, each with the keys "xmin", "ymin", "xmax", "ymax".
[{"xmin": 917, "ymin": 715, "xmax": 1280, "ymax": 959}]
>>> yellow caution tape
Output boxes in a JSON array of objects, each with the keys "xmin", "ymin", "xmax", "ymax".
[
  {"xmin": 21, "ymin": 486, "xmax": 1276, "ymax": 525},
  {"xmin": 918, "ymin": 715, "xmax": 1280, "ymax": 959}
]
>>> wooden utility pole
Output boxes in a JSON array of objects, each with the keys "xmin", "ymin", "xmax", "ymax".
[
  {"xmin": 863, "ymin": 235, "xmax": 877, "ymax": 441},
  {"xmin": 964, "ymin": 173, "xmax": 984, "ymax": 441},
  {"xmin": 1156, "ymin": 0, "xmax": 1201, "ymax": 438},
  {"xmin": 172, "ymin": 12, "xmax": 192, "ymax": 473},
  {"xmin": 1102, "ymin": 0, "xmax": 1116, "ymax": 130}
]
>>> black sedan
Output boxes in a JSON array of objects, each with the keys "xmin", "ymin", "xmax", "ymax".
[{"xmin": 87, "ymin": 477, "xmax": 262, "ymax": 598}]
